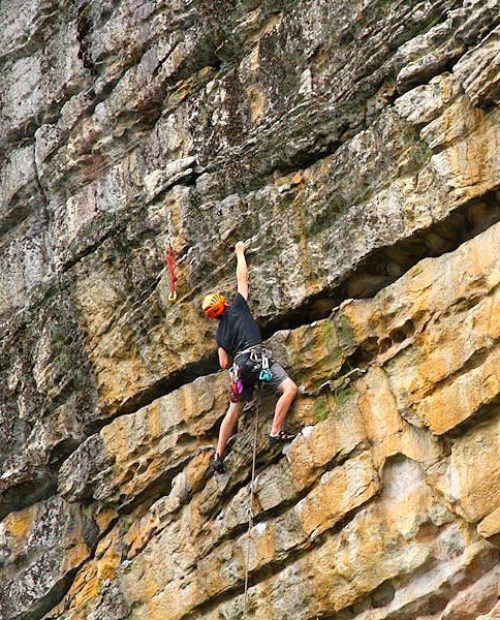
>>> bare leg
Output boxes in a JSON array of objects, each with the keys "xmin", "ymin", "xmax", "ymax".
[
  {"xmin": 216, "ymin": 401, "xmax": 244, "ymax": 458},
  {"xmin": 270, "ymin": 378, "xmax": 298, "ymax": 435}
]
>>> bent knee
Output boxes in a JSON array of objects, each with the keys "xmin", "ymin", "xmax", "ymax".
[{"xmin": 282, "ymin": 378, "xmax": 298, "ymax": 397}]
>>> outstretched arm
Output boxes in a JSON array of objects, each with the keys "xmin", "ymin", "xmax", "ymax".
[{"xmin": 235, "ymin": 241, "xmax": 249, "ymax": 300}]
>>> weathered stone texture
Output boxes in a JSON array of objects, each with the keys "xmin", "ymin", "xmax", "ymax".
[
  {"xmin": 0, "ymin": 496, "xmax": 100, "ymax": 620},
  {"xmin": 2, "ymin": 0, "xmax": 500, "ymax": 618}
]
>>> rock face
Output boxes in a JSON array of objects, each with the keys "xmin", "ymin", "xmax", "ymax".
[{"xmin": 2, "ymin": 0, "xmax": 500, "ymax": 618}]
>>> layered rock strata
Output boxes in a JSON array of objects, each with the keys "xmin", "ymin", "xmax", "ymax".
[{"xmin": 2, "ymin": 0, "xmax": 500, "ymax": 618}]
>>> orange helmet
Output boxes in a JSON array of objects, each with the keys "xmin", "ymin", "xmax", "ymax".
[{"xmin": 202, "ymin": 292, "xmax": 226, "ymax": 318}]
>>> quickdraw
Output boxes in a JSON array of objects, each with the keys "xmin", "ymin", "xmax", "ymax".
[
  {"xmin": 164, "ymin": 244, "xmax": 178, "ymax": 302},
  {"xmin": 258, "ymin": 352, "xmax": 272, "ymax": 382},
  {"xmin": 164, "ymin": 211, "xmax": 178, "ymax": 302},
  {"xmin": 249, "ymin": 347, "xmax": 273, "ymax": 382}
]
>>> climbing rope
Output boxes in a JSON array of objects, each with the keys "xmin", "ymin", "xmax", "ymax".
[{"xmin": 244, "ymin": 383, "xmax": 262, "ymax": 618}]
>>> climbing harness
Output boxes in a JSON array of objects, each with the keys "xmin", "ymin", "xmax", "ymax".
[
  {"xmin": 244, "ymin": 382, "xmax": 262, "ymax": 618},
  {"xmin": 229, "ymin": 346, "xmax": 273, "ymax": 403}
]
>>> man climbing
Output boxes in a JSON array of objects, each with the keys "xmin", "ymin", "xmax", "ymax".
[{"xmin": 202, "ymin": 242, "xmax": 298, "ymax": 473}]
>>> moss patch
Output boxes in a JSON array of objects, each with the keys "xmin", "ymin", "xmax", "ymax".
[
  {"xmin": 307, "ymin": 194, "xmax": 347, "ymax": 237},
  {"xmin": 335, "ymin": 313, "xmax": 355, "ymax": 346},
  {"xmin": 334, "ymin": 384, "xmax": 355, "ymax": 407},
  {"xmin": 320, "ymin": 319, "xmax": 336, "ymax": 348},
  {"xmin": 314, "ymin": 395, "xmax": 329, "ymax": 422}
]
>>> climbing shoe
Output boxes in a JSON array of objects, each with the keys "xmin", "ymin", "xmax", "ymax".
[
  {"xmin": 268, "ymin": 430, "xmax": 296, "ymax": 446},
  {"xmin": 212, "ymin": 452, "xmax": 225, "ymax": 474}
]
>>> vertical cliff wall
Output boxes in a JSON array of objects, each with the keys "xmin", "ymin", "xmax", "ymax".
[{"xmin": 2, "ymin": 1, "xmax": 500, "ymax": 618}]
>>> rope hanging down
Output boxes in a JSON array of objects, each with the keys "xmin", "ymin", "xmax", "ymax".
[{"xmin": 244, "ymin": 383, "xmax": 262, "ymax": 618}]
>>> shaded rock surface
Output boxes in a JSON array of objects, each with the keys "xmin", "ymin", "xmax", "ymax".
[{"xmin": 1, "ymin": 0, "xmax": 500, "ymax": 618}]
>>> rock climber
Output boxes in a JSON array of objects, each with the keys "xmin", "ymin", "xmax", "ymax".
[{"xmin": 202, "ymin": 242, "xmax": 298, "ymax": 473}]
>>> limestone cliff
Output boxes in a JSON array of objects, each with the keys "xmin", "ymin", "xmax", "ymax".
[{"xmin": 2, "ymin": 0, "xmax": 500, "ymax": 618}]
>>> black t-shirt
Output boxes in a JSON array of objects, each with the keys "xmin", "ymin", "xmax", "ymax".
[{"xmin": 216, "ymin": 293, "xmax": 262, "ymax": 357}]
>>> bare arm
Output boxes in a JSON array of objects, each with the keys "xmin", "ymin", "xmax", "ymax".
[
  {"xmin": 218, "ymin": 347, "xmax": 231, "ymax": 369},
  {"xmin": 235, "ymin": 242, "xmax": 249, "ymax": 300}
]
